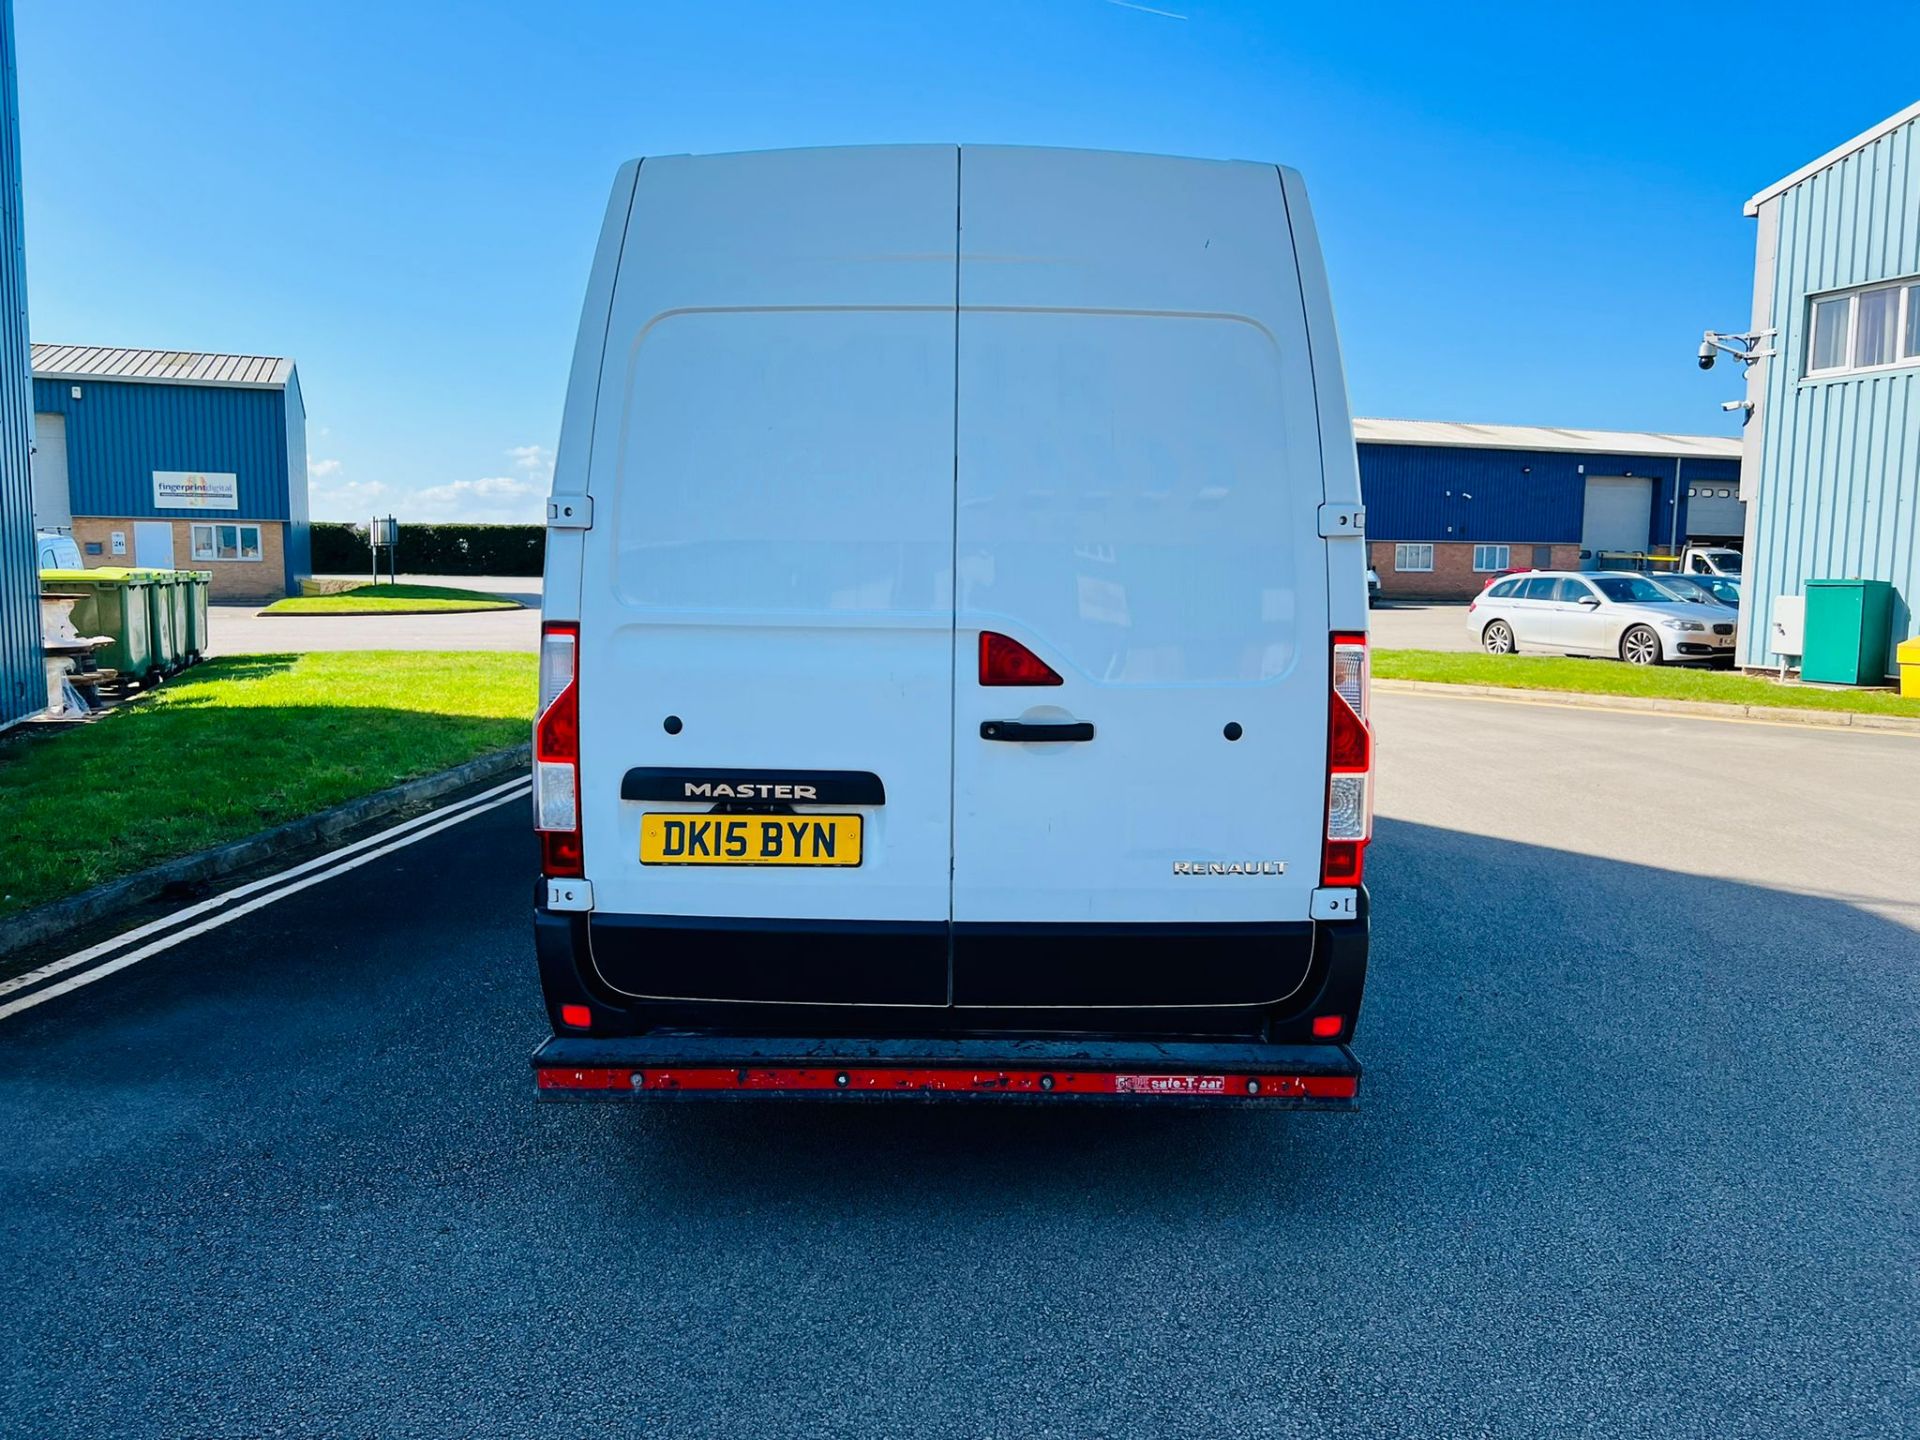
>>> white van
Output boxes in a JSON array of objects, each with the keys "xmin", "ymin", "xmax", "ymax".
[{"xmin": 531, "ymin": 146, "xmax": 1373, "ymax": 1106}]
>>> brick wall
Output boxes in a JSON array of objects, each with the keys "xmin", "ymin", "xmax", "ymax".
[
  {"xmin": 1370, "ymin": 540, "xmax": 1582, "ymax": 599},
  {"xmin": 70, "ymin": 518, "xmax": 288, "ymax": 602}
]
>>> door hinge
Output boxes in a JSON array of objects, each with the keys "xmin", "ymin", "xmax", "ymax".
[
  {"xmin": 1318, "ymin": 503, "xmax": 1365, "ymax": 539},
  {"xmin": 545, "ymin": 877, "xmax": 593, "ymax": 912},
  {"xmin": 546, "ymin": 495, "xmax": 593, "ymax": 529},
  {"xmin": 1310, "ymin": 887, "xmax": 1360, "ymax": 921}
]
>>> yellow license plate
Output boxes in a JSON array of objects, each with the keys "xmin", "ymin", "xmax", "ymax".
[{"xmin": 639, "ymin": 813, "xmax": 863, "ymax": 867}]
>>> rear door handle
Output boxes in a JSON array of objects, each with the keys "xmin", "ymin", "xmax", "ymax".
[{"xmin": 980, "ymin": 720, "xmax": 1094, "ymax": 742}]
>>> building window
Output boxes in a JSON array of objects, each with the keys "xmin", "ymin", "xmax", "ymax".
[
  {"xmin": 1472, "ymin": 544, "xmax": 1511, "ymax": 572},
  {"xmin": 190, "ymin": 523, "xmax": 263, "ymax": 562},
  {"xmin": 1393, "ymin": 543, "xmax": 1433, "ymax": 573},
  {"xmin": 1532, "ymin": 544, "xmax": 1553, "ymax": 568},
  {"xmin": 1807, "ymin": 279, "xmax": 1920, "ymax": 377}
]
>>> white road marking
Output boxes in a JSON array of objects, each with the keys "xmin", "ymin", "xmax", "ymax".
[
  {"xmin": 0, "ymin": 780, "xmax": 531, "ymax": 1023},
  {"xmin": 0, "ymin": 773, "xmax": 530, "ymax": 1001}
]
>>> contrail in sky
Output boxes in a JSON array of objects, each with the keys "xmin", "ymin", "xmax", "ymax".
[{"xmin": 1101, "ymin": 0, "xmax": 1190, "ymax": 18}]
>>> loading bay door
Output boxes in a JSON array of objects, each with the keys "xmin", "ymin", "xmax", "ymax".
[{"xmin": 1581, "ymin": 475, "xmax": 1652, "ymax": 554}]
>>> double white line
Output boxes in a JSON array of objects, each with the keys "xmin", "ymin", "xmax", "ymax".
[{"xmin": 0, "ymin": 774, "xmax": 532, "ymax": 1024}]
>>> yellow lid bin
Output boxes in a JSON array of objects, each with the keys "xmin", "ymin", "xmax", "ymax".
[{"xmin": 1898, "ymin": 636, "xmax": 1920, "ymax": 699}]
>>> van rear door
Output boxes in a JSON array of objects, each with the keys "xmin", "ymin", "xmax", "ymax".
[
  {"xmin": 950, "ymin": 148, "xmax": 1332, "ymax": 1009},
  {"xmin": 575, "ymin": 147, "xmax": 959, "ymax": 1007}
]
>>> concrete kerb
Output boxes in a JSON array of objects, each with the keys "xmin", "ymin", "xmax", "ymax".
[
  {"xmin": 1377, "ymin": 679, "xmax": 1920, "ymax": 734},
  {"xmin": 255, "ymin": 604, "xmax": 523, "ymax": 617},
  {"xmin": 0, "ymin": 744, "xmax": 531, "ymax": 963}
]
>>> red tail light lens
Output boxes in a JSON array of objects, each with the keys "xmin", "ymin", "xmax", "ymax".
[
  {"xmin": 979, "ymin": 631, "xmax": 1063, "ymax": 686},
  {"xmin": 1322, "ymin": 631, "xmax": 1373, "ymax": 887},
  {"xmin": 534, "ymin": 621, "xmax": 583, "ymax": 878}
]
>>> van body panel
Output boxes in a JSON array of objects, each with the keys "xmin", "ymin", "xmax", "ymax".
[
  {"xmin": 575, "ymin": 147, "xmax": 960, "ymax": 993},
  {"xmin": 1276, "ymin": 165, "xmax": 1370, "ymax": 637},
  {"xmin": 552, "ymin": 144, "xmax": 1366, "ymax": 1025},
  {"xmin": 951, "ymin": 148, "xmax": 1330, "ymax": 937},
  {"xmin": 544, "ymin": 158, "xmax": 640, "ymax": 627}
]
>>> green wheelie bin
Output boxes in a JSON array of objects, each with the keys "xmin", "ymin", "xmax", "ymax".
[
  {"xmin": 179, "ymin": 570, "xmax": 211, "ymax": 661},
  {"xmin": 37, "ymin": 568, "xmax": 156, "ymax": 684},
  {"xmin": 128, "ymin": 568, "xmax": 183, "ymax": 674}
]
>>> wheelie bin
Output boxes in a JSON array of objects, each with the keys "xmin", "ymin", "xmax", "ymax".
[
  {"xmin": 129, "ymin": 569, "xmax": 182, "ymax": 674},
  {"xmin": 36, "ymin": 568, "xmax": 155, "ymax": 683},
  {"xmin": 179, "ymin": 570, "xmax": 212, "ymax": 661}
]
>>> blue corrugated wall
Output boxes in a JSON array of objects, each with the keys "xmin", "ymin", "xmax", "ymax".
[
  {"xmin": 281, "ymin": 368, "xmax": 310, "ymax": 593},
  {"xmin": 0, "ymin": 0, "xmax": 38, "ymax": 730},
  {"xmin": 1358, "ymin": 443, "xmax": 1742, "ymax": 549},
  {"xmin": 30, "ymin": 375, "xmax": 296, "ymax": 521},
  {"xmin": 1743, "ymin": 112, "xmax": 1920, "ymax": 674}
]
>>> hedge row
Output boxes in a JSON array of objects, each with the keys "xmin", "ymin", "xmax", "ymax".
[{"xmin": 310, "ymin": 522, "xmax": 546, "ymax": 576}]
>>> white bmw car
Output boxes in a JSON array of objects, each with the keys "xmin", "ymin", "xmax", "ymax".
[{"xmin": 1466, "ymin": 570, "xmax": 1738, "ymax": 665}]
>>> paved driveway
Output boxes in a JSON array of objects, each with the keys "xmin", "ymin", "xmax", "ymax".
[
  {"xmin": 2, "ymin": 692, "xmax": 1915, "ymax": 1437},
  {"xmin": 206, "ymin": 582, "xmax": 1468, "ymax": 659},
  {"xmin": 1371, "ymin": 598, "xmax": 1476, "ymax": 651},
  {"xmin": 204, "ymin": 574, "xmax": 543, "ymax": 656}
]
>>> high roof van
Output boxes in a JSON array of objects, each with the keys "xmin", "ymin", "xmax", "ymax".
[{"xmin": 531, "ymin": 146, "xmax": 1373, "ymax": 1106}]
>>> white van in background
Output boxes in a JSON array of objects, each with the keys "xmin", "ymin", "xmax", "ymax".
[{"xmin": 531, "ymin": 145, "xmax": 1373, "ymax": 1106}]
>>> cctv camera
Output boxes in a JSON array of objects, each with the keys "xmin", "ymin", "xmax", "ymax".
[
  {"xmin": 1697, "ymin": 340, "xmax": 1716, "ymax": 371},
  {"xmin": 1720, "ymin": 399, "xmax": 1745, "ymax": 412}
]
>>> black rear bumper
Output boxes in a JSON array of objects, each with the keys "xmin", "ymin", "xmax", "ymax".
[
  {"xmin": 531, "ymin": 891, "xmax": 1368, "ymax": 1104},
  {"xmin": 532, "ymin": 1033, "xmax": 1361, "ymax": 1107}
]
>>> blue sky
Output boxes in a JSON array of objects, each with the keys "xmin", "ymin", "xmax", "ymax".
[{"xmin": 14, "ymin": 1, "xmax": 1920, "ymax": 522}]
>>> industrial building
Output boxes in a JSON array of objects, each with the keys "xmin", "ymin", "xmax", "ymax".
[
  {"xmin": 29, "ymin": 345, "xmax": 311, "ymax": 601},
  {"xmin": 1735, "ymin": 100, "xmax": 1919, "ymax": 676},
  {"xmin": 1356, "ymin": 418, "xmax": 1744, "ymax": 598},
  {"xmin": 0, "ymin": 0, "xmax": 39, "ymax": 732}
]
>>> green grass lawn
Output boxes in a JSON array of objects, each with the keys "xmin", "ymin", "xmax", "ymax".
[
  {"xmin": 0, "ymin": 651, "xmax": 535, "ymax": 919},
  {"xmin": 262, "ymin": 583, "xmax": 520, "ymax": 615},
  {"xmin": 1375, "ymin": 649, "xmax": 1920, "ymax": 719}
]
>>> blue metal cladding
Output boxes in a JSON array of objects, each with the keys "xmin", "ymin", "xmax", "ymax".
[
  {"xmin": 1358, "ymin": 442, "xmax": 1741, "ymax": 549},
  {"xmin": 281, "ymin": 368, "xmax": 309, "ymax": 592},
  {"xmin": 30, "ymin": 375, "xmax": 294, "ymax": 521},
  {"xmin": 1743, "ymin": 112, "xmax": 1920, "ymax": 672},
  {"xmin": 0, "ymin": 0, "xmax": 38, "ymax": 730}
]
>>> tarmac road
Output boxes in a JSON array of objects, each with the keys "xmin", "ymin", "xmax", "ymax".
[{"xmin": 2, "ymin": 691, "xmax": 1915, "ymax": 1438}]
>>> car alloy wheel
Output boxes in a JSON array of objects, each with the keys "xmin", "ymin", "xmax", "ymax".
[
  {"xmin": 1621, "ymin": 626, "xmax": 1661, "ymax": 665},
  {"xmin": 1483, "ymin": 621, "xmax": 1514, "ymax": 655}
]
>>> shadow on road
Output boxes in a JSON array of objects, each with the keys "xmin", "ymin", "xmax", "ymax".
[
  {"xmin": 7, "ymin": 804, "xmax": 1917, "ymax": 1437},
  {"xmin": 602, "ymin": 814, "xmax": 1920, "ymax": 1240}
]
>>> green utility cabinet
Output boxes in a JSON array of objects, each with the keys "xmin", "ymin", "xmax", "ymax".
[
  {"xmin": 1801, "ymin": 579, "xmax": 1895, "ymax": 685},
  {"xmin": 37, "ymin": 568, "xmax": 156, "ymax": 680},
  {"xmin": 179, "ymin": 570, "xmax": 211, "ymax": 659}
]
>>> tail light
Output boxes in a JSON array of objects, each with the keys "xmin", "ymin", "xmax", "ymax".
[
  {"xmin": 980, "ymin": 631, "xmax": 1063, "ymax": 686},
  {"xmin": 534, "ymin": 621, "xmax": 583, "ymax": 877},
  {"xmin": 1322, "ymin": 631, "xmax": 1372, "ymax": 886}
]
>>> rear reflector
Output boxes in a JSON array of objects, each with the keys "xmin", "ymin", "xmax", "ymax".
[
  {"xmin": 979, "ymin": 631, "xmax": 1063, "ymax": 686},
  {"xmin": 1321, "ymin": 839, "xmax": 1363, "ymax": 885},
  {"xmin": 536, "ymin": 1066, "xmax": 1358, "ymax": 1100},
  {"xmin": 559, "ymin": 1003, "xmax": 592, "ymax": 1029},
  {"xmin": 1311, "ymin": 1014, "xmax": 1344, "ymax": 1037}
]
